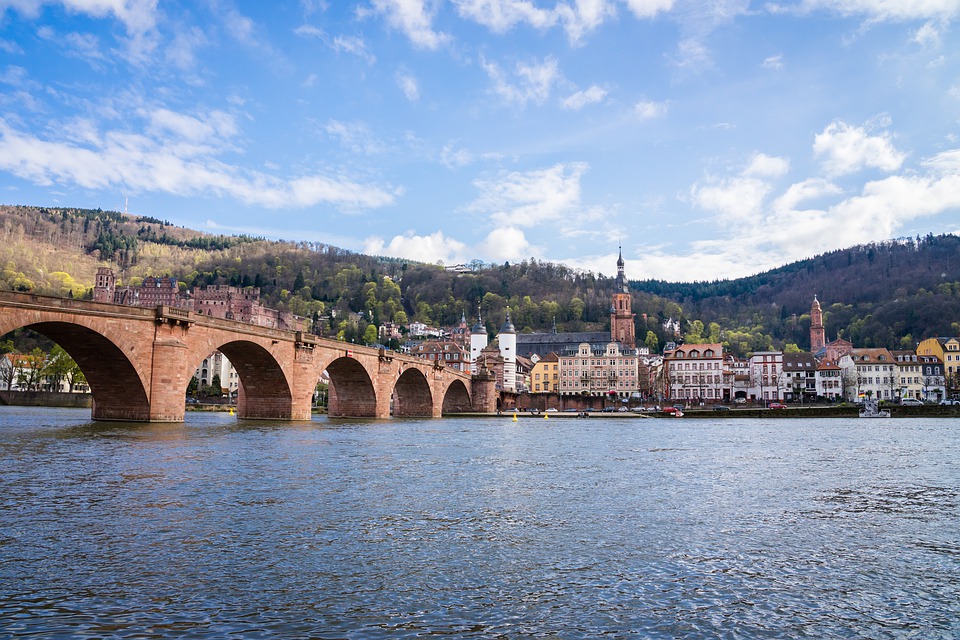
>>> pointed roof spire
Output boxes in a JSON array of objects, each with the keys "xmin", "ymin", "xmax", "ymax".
[
  {"xmin": 500, "ymin": 308, "xmax": 516, "ymax": 334},
  {"xmin": 472, "ymin": 301, "xmax": 484, "ymax": 332}
]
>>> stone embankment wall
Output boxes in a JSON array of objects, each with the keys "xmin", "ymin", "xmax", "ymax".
[{"xmin": 0, "ymin": 391, "xmax": 92, "ymax": 408}]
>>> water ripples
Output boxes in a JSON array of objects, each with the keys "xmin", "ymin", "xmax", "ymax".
[{"xmin": 1, "ymin": 410, "xmax": 958, "ymax": 638}]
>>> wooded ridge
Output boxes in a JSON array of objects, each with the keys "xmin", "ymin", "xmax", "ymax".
[{"xmin": 2, "ymin": 204, "xmax": 959, "ymax": 356}]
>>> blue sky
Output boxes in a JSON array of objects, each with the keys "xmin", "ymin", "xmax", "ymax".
[{"xmin": 1, "ymin": 1, "xmax": 959, "ymax": 281}]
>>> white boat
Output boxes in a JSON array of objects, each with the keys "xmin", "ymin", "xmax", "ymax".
[{"xmin": 859, "ymin": 399, "xmax": 890, "ymax": 418}]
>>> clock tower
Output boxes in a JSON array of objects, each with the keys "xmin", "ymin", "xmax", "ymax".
[{"xmin": 610, "ymin": 248, "xmax": 636, "ymax": 348}]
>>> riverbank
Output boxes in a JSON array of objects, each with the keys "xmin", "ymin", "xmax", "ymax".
[{"xmin": 500, "ymin": 404, "xmax": 960, "ymax": 418}]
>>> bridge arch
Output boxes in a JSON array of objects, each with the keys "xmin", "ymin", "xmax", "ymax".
[
  {"xmin": 441, "ymin": 379, "xmax": 472, "ymax": 414},
  {"xmin": 206, "ymin": 340, "xmax": 292, "ymax": 420},
  {"xmin": 393, "ymin": 367, "xmax": 433, "ymax": 417},
  {"xmin": 3, "ymin": 320, "xmax": 151, "ymax": 421},
  {"xmin": 325, "ymin": 356, "xmax": 378, "ymax": 418}
]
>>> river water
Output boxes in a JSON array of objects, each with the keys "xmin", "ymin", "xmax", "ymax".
[{"xmin": 0, "ymin": 407, "xmax": 957, "ymax": 638}]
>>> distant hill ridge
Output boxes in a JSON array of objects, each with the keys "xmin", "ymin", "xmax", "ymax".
[{"xmin": 1, "ymin": 204, "xmax": 958, "ymax": 355}]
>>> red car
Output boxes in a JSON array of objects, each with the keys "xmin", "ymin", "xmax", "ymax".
[{"xmin": 767, "ymin": 402, "xmax": 786, "ymax": 409}]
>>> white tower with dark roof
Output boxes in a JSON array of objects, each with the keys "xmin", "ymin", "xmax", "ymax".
[{"xmin": 498, "ymin": 309, "xmax": 517, "ymax": 392}]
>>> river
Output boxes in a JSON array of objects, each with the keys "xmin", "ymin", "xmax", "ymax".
[{"xmin": 1, "ymin": 407, "xmax": 957, "ymax": 638}]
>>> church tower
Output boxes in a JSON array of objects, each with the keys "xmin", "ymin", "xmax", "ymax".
[
  {"xmin": 810, "ymin": 295, "xmax": 825, "ymax": 353},
  {"xmin": 610, "ymin": 248, "xmax": 636, "ymax": 348}
]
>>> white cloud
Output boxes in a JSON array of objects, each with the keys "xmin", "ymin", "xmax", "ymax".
[
  {"xmin": 482, "ymin": 55, "xmax": 561, "ymax": 107},
  {"xmin": 469, "ymin": 162, "xmax": 588, "ymax": 227},
  {"xmin": 623, "ymin": 0, "xmax": 674, "ymax": 18},
  {"xmin": 165, "ymin": 25, "xmax": 207, "ymax": 74},
  {"xmin": 477, "ymin": 226, "xmax": 532, "ymax": 262},
  {"xmin": 634, "ymin": 98, "xmax": 668, "ymax": 119},
  {"xmin": 676, "ymin": 135, "xmax": 960, "ymax": 280},
  {"xmin": 367, "ymin": 0, "xmax": 450, "ymax": 50},
  {"xmin": 453, "ymin": 0, "xmax": 669, "ymax": 43},
  {"xmin": 396, "ymin": 71, "xmax": 419, "ymax": 101},
  {"xmin": 744, "ymin": 153, "xmax": 789, "ymax": 179},
  {"xmin": 813, "ymin": 120, "xmax": 906, "ymax": 177},
  {"xmin": 453, "ymin": 0, "xmax": 556, "ymax": 32},
  {"xmin": 324, "ymin": 119, "xmax": 387, "ymax": 155},
  {"xmin": 762, "ymin": 54, "xmax": 783, "ymax": 70},
  {"xmin": 771, "ymin": 178, "xmax": 842, "ymax": 214},
  {"xmin": 364, "ymin": 230, "xmax": 467, "ymax": 263},
  {"xmin": 440, "ymin": 143, "xmax": 473, "ymax": 169},
  {"xmin": 332, "ymin": 35, "xmax": 377, "ymax": 64},
  {"xmin": 0, "ymin": 117, "xmax": 397, "ymax": 210},
  {"xmin": 775, "ymin": 0, "xmax": 960, "ymax": 22},
  {"xmin": 1, "ymin": 0, "xmax": 159, "ymax": 35},
  {"xmin": 144, "ymin": 108, "xmax": 239, "ymax": 146},
  {"xmin": 913, "ymin": 20, "xmax": 944, "ymax": 47},
  {"xmin": 561, "ymin": 85, "xmax": 607, "ymax": 110}
]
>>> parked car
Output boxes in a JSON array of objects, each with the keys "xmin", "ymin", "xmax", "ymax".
[
  {"xmin": 734, "ymin": 398, "xmax": 747, "ymax": 404},
  {"xmin": 546, "ymin": 408, "xmax": 558, "ymax": 412},
  {"xmin": 900, "ymin": 398, "xmax": 923, "ymax": 406},
  {"xmin": 939, "ymin": 398, "xmax": 960, "ymax": 406},
  {"xmin": 602, "ymin": 406, "xmax": 616, "ymax": 412},
  {"xmin": 564, "ymin": 407, "xmax": 578, "ymax": 412},
  {"xmin": 713, "ymin": 405, "xmax": 730, "ymax": 411},
  {"xmin": 618, "ymin": 406, "xmax": 628, "ymax": 412},
  {"xmin": 767, "ymin": 402, "xmax": 786, "ymax": 409}
]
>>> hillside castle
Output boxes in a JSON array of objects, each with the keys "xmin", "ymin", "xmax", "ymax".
[{"xmin": 92, "ymin": 267, "xmax": 302, "ymax": 331}]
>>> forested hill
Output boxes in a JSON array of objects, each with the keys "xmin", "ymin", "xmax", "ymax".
[
  {"xmin": 632, "ymin": 234, "xmax": 960, "ymax": 353},
  {"xmin": 2, "ymin": 204, "xmax": 959, "ymax": 356}
]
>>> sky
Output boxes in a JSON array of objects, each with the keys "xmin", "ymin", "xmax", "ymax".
[{"xmin": 1, "ymin": 1, "xmax": 959, "ymax": 282}]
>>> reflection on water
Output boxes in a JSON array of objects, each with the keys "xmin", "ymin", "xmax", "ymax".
[{"xmin": 1, "ymin": 407, "xmax": 958, "ymax": 638}]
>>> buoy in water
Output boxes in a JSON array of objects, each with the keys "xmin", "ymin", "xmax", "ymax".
[{"xmin": 512, "ymin": 413, "xmax": 518, "ymax": 422}]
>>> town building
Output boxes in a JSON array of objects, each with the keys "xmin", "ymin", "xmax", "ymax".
[
  {"xmin": 838, "ymin": 348, "xmax": 897, "ymax": 402},
  {"xmin": 530, "ymin": 352, "xmax": 559, "ymax": 393},
  {"xmin": 749, "ymin": 351, "xmax": 784, "ymax": 403},
  {"xmin": 918, "ymin": 355, "xmax": 947, "ymax": 403},
  {"xmin": 664, "ymin": 343, "xmax": 724, "ymax": 404},
  {"xmin": 781, "ymin": 352, "xmax": 817, "ymax": 402},
  {"xmin": 891, "ymin": 350, "xmax": 924, "ymax": 402},
  {"xmin": 195, "ymin": 351, "xmax": 238, "ymax": 398},
  {"xmin": 815, "ymin": 360, "xmax": 843, "ymax": 400},
  {"xmin": 917, "ymin": 337, "xmax": 960, "ymax": 392},
  {"xmin": 410, "ymin": 340, "xmax": 469, "ymax": 372},
  {"xmin": 558, "ymin": 342, "xmax": 639, "ymax": 398}
]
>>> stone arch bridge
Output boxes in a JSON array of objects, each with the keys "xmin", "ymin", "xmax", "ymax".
[{"xmin": 0, "ymin": 292, "xmax": 496, "ymax": 422}]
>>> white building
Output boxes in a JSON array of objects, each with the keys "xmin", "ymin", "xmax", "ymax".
[
  {"xmin": 195, "ymin": 351, "xmax": 239, "ymax": 397},
  {"xmin": 749, "ymin": 351, "xmax": 783, "ymax": 403},
  {"xmin": 838, "ymin": 348, "xmax": 897, "ymax": 402},
  {"xmin": 665, "ymin": 343, "xmax": 725, "ymax": 404}
]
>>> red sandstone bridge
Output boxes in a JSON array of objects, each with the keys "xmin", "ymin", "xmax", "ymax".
[{"xmin": 0, "ymin": 291, "xmax": 497, "ymax": 422}]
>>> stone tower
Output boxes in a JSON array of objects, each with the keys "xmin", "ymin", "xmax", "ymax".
[
  {"xmin": 810, "ymin": 295, "xmax": 825, "ymax": 353},
  {"xmin": 498, "ymin": 309, "xmax": 517, "ymax": 392},
  {"xmin": 93, "ymin": 267, "xmax": 116, "ymax": 303},
  {"xmin": 470, "ymin": 307, "xmax": 488, "ymax": 375},
  {"xmin": 610, "ymin": 248, "xmax": 636, "ymax": 348}
]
